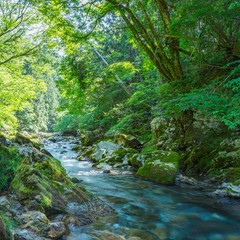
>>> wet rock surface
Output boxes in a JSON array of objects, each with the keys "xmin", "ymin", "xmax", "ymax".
[
  {"xmin": 213, "ymin": 183, "xmax": 240, "ymax": 198},
  {"xmin": 0, "ymin": 134, "xmax": 114, "ymax": 239}
]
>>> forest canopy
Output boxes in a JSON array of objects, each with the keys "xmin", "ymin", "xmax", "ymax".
[{"xmin": 0, "ymin": 0, "xmax": 239, "ymax": 132}]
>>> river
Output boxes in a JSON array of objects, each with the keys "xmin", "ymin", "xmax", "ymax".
[{"xmin": 44, "ymin": 137, "xmax": 240, "ymax": 240}]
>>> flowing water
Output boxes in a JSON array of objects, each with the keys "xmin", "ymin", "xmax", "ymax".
[{"xmin": 44, "ymin": 137, "xmax": 240, "ymax": 240}]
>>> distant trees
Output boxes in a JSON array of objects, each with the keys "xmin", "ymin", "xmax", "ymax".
[
  {"xmin": 0, "ymin": 0, "xmax": 42, "ymax": 65},
  {"xmin": 0, "ymin": 0, "xmax": 59, "ymax": 131}
]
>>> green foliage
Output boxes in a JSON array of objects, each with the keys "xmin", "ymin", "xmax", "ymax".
[
  {"xmin": 0, "ymin": 63, "xmax": 46, "ymax": 130},
  {"xmin": 0, "ymin": 0, "xmax": 59, "ymax": 131},
  {"xmin": 1, "ymin": 0, "xmax": 237, "ymax": 138},
  {"xmin": 0, "ymin": 146, "xmax": 23, "ymax": 191},
  {"xmin": 0, "ymin": 211, "xmax": 15, "ymax": 239},
  {"xmin": 16, "ymin": 52, "xmax": 60, "ymax": 132},
  {"xmin": 54, "ymin": 115, "xmax": 79, "ymax": 131},
  {"xmin": 106, "ymin": 61, "xmax": 137, "ymax": 81},
  {"xmin": 157, "ymin": 61, "xmax": 240, "ymax": 129}
]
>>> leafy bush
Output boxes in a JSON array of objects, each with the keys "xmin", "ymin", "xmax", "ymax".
[{"xmin": 156, "ymin": 61, "xmax": 240, "ymax": 129}]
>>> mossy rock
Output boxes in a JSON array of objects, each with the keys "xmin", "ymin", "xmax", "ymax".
[
  {"xmin": 11, "ymin": 152, "xmax": 89, "ymax": 214},
  {"xmin": 82, "ymin": 147, "xmax": 94, "ymax": 157},
  {"xmin": 15, "ymin": 133, "xmax": 42, "ymax": 149},
  {"xmin": 72, "ymin": 145, "xmax": 82, "ymax": 151},
  {"xmin": 129, "ymin": 154, "xmax": 144, "ymax": 169},
  {"xmin": 0, "ymin": 146, "xmax": 23, "ymax": 191},
  {"xmin": 141, "ymin": 144, "xmax": 157, "ymax": 154},
  {"xmin": 34, "ymin": 158, "xmax": 68, "ymax": 183},
  {"xmin": 137, "ymin": 151, "xmax": 179, "ymax": 185},
  {"xmin": 11, "ymin": 164, "xmax": 54, "ymax": 208},
  {"xmin": 106, "ymin": 148, "xmax": 137, "ymax": 164},
  {"xmin": 77, "ymin": 146, "xmax": 94, "ymax": 160},
  {"xmin": 114, "ymin": 133, "xmax": 142, "ymax": 149},
  {"xmin": 80, "ymin": 130, "xmax": 103, "ymax": 146},
  {"xmin": 91, "ymin": 141, "xmax": 121, "ymax": 161}
]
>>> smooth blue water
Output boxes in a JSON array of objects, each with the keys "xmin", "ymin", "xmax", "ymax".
[{"xmin": 44, "ymin": 138, "xmax": 240, "ymax": 240}]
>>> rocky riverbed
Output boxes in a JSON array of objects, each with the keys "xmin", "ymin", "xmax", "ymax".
[{"xmin": 43, "ymin": 135, "xmax": 240, "ymax": 240}]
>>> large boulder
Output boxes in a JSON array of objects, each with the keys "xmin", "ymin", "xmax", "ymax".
[
  {"xmin": 11, "ymin": 163, "xmax": 64, "ymax": 213},
  {"xmin": 114, "ymin": 133, "xmax": 142, "ymax": 149},
  {"xmin": 11, "ymin": 146, "xmax": 94, "ymax": 213},
  {"xmin": 10, "ymin": 151, "xmax": 89, "ymax": 215},
  {"xmin": 80, "ymin": 130, "xmax": 103, "ymax": 146},
  {"xmin": 137, "ymin": 151, "xmax": 179, "ymax": 185},
  {"xmin": 104, "ymin": 148, "xmax": 137, "ymax": 165},
  {"xmin": 0, "ymin": 136, "xmax": 115, "ymax": 239},
  {"xmin": 91, "ymin": 141, "xmax": 121, "ymax": 161},
  {"xmin": 150, "ymin": 117, "xmax": 180, "ymax": 151},
  {"xmin": 91, "ymin": 143, "xmax": 138, "ymax": 170}
]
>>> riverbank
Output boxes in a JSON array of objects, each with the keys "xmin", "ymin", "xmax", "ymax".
[
  {"xmin": 71, "ymin": 129, "xmax": 240, "ymax": 200},
  {"xmin": 0, "ymin": 132, "xmax": 114, "ymax": 240}
]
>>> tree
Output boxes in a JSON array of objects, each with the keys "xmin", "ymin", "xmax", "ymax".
[
  {"xmin": 27, "ymin": 0, "xmax": 240, "ymax": 131},
  {"xmin": 0, "ymin": 0, "xmax": 57, "ymax": 131},
  {"xmin": 0, "ymin": 0, "xmax": 45, "ymax": 65}
]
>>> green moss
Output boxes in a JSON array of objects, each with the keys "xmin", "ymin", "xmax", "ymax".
[
  {"xmin": 0, "ymin": 146, "xmax": 23, "ymax": 191},
  {"xmin": 128, "ymin": 154, "xmax": 143, "ymax": 168},
  {"xmin": 72, "ymin": 145, "xmax": 82, "ymax": 151},
  {"xmin": 141, "ymin": 144, "xmax": 157, "ymax": 154},
  {"xmin": 113, "ymin": 148, "xmax": 137, "ymax": 156},
  {"xmin": 30, "ymin": 139, "xmax": 43, "ymax": 149},
  {"xmin": 137, "ymin": 151, "xmax": 179, "ymax": 185},
  {"xmin": 34, "ymin": 158, "xmax": 68, "ymax": 183},
  {"xmin": 147, "ymin": 150, "xmax": 179, "ymax": 164},
  {"xmin": 225, "ymin": 168, "xmax": 240, "ymax": 183},
  {"xmin": 10, "ymin": 151, "xmax": 90, "ymax": 211},
  {"xmin": 11, "ymin": 164, "xmax": 53, "ymax": 207},
  {"xmin": 0, "ymin": 211, "xmax": 15, "ymax": 240},
  {"xmin": 106, "ymin": 148, "xmax": 137, "ymax": 164}
]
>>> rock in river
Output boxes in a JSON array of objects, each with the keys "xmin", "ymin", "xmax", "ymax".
[{"xmin": 137, "ymin": 150, "xmax": 179, "ymax": 185}]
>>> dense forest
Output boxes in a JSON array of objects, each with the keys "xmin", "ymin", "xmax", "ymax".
[{"xmin": 0, "ymin": 0, "xmax": 240, "ymax": 239}]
